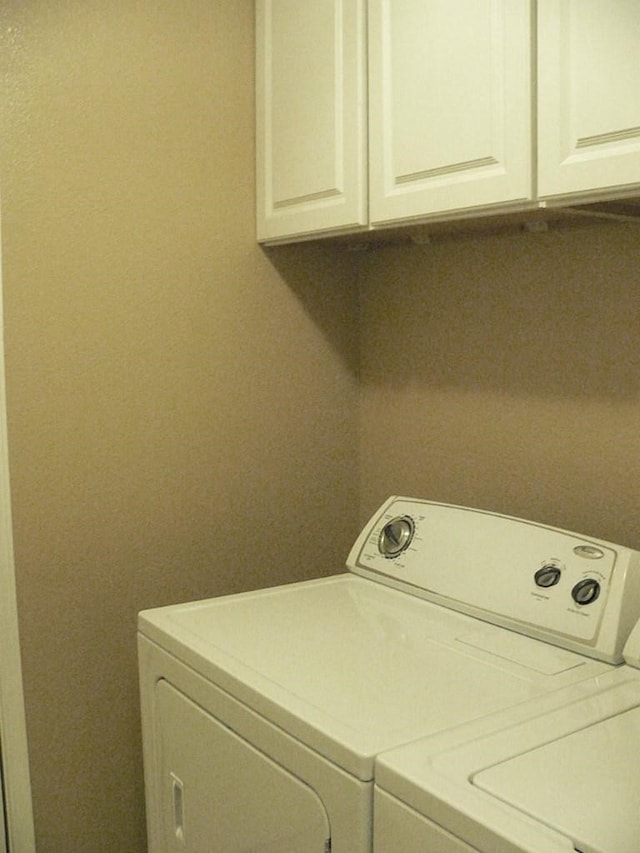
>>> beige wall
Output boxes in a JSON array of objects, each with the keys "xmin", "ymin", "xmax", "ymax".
[
  {"xmin": 359, "ymin": 223, "xmax": 640, "ymax": 550},
  {"xmin": 3, "ymin": 3, "xmax": 640, "ymax": 851},
  {"xmin": 0, "ymin": 2, "xmax": 358, "ymax": 850}
]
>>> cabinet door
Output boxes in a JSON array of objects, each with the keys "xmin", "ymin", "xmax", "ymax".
[
  {"xmin": 368, "ymin": 0, "xmax": 532, "ymax": 226},
  {"xmin": 256, "ymin": 0, "xmax": 367, "ymax": 242},
  {"xmin": 538, "ymin": 0, "xmax": 640, "ymax": 200}
]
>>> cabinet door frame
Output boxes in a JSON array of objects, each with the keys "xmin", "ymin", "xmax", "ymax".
[
  {"xmin": 537, "ymin": 0, "xmax": 640, "ymax": 201},
  {"xmin": 256, "ymin": 0, "xmax": 368, "ymax": 243},
  {"xmin": 368, "ymin": 0, "xmax": 533, "ymax": 226}
]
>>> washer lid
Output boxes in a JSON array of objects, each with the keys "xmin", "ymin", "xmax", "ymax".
[
  {"xmin": 474, "ymin": 705, "xmax": 640, "ymax": 853},
  {"xmin": 374, "ymin": 672, "xmax": 640, "ymax": 853}
]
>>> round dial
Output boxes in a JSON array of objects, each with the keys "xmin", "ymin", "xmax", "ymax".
[
  {"xmin": 571, "ymin": 578, "xmax": 601, "ymax": 606},
  {"xmin": 378, "ymin": 516, "xmax": 415, "ymax": 558},
  {"xmin": 534, "ymin": 564, "xmax": 562, "ymax": 588}
]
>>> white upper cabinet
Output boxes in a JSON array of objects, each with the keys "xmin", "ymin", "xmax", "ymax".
[
  {"xmin": 256, "ymin": 0, "xmax": 367, "ymax": 242},
  {"xmin": 368, "ymin": 0, "xmax": 533, "ymax": 225},
  {"xmin": 256, "ymin": 0, "xmax": 640, "ymax": 243},
  {"xmin": 538, "ymin": 0, "xmax": 640, "ymax": 201}
]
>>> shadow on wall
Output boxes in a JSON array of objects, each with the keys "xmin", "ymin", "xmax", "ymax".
[
  {"xmin": 359, "ymin": 222, "xmax": 640, "ymax": 402},
  {"xmin": 262, "ymin": 241, "xmax": 361, "ymax": 379}
]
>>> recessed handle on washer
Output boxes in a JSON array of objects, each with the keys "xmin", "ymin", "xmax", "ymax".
[{"xmin": 170, "ymin": 773, "xmax": 185, "ymax": 845}]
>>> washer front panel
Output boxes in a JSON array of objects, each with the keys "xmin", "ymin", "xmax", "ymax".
[{"xmin": 157, "ymin": 680, "xmax": 330, "ymax": 851}]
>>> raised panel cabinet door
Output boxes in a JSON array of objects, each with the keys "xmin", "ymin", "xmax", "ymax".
[
  {"xmin": 368, "ymin": 0, "xmax": 532, "ymax": 226},
  {"xmin": 538, "ymin": 0, "xmax": 640, "ymax": 201},
  {"xmin": 256, "ymin": 0, "xmax": 367, "ymax": 242}
]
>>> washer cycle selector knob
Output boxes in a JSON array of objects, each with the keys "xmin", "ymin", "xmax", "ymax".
[
  {"xmin": 571, "ymin": 578, "xmax": 601, "ymax": 606},
  {"xmin": 534, "ymin": 564, "xmax": 562, "ymax": 588},
  {"xmin": 378, "ymin": 516, "xmax": 415, "ymax": 558}
]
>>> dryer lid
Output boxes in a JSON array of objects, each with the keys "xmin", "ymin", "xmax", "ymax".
[{"xmin": 138, "ymin": 574, "xmax": 607, "ymax": 781}]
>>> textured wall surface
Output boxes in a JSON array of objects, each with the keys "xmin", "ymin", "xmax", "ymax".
[
  {"xmin": 0, "ymin": 2, "xmax": 359, "ymax": 849},
  {"xmin": 359, "ymin": 223, "xmax": 640, "ymax": 549},
  {"xmin": 3, "ymin": 3, "xmax": 640, "ymax": 851}
]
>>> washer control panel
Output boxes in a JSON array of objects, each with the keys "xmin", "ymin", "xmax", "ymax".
[
  {"xmin": 347, "ymin": 497, "xmax": 640, "ymax": 663},
  {"xmin": 532, "ymin": 558, "xmax": 605, "ymax": 607}
]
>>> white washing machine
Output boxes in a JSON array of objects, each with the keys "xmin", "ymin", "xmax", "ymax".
[
  {"xmin": 138, "ymin": 496, "xmax": 640, "ymax": 852},
  {"xmin": 374, "ymin": 621, "xmax": 640, "ymax": 853}
]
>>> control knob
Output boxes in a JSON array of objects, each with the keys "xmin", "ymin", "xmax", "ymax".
[
  {"xmin": 378, "ymin": 516, "xmax": 415, "ymax": 558},
  {"xmin": 534, "ymin": 564, "xmax": 562, "ymax": 588},
  {"xmin": 571, "ymin": 578, "xmax": 601, "ymax": 606}
]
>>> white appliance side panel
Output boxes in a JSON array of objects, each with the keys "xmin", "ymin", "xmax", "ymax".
[
  {"xmin": 156, "ymin": 679, "xmax": 330, "ymax": 852},
  {"xmin": 474, "ymin": 706, "xmax": 640, "ymax": 853},
  {"xmin": 374, "ymin": 789, "xmax": 476, "ymax": 853}
]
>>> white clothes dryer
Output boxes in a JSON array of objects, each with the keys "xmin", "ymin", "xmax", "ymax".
[
  {"xmin": 374, "ymin": 620, "xmax": 640, "ymax": 853},
  {"xmin": 138, "ymin": 497, "xmax": 640, "ymax": 852}
]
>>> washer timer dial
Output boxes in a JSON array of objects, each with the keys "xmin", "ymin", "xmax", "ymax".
[{"xmin": 378, "ymin": 515, "xmax": 415, "ymax": 558}]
